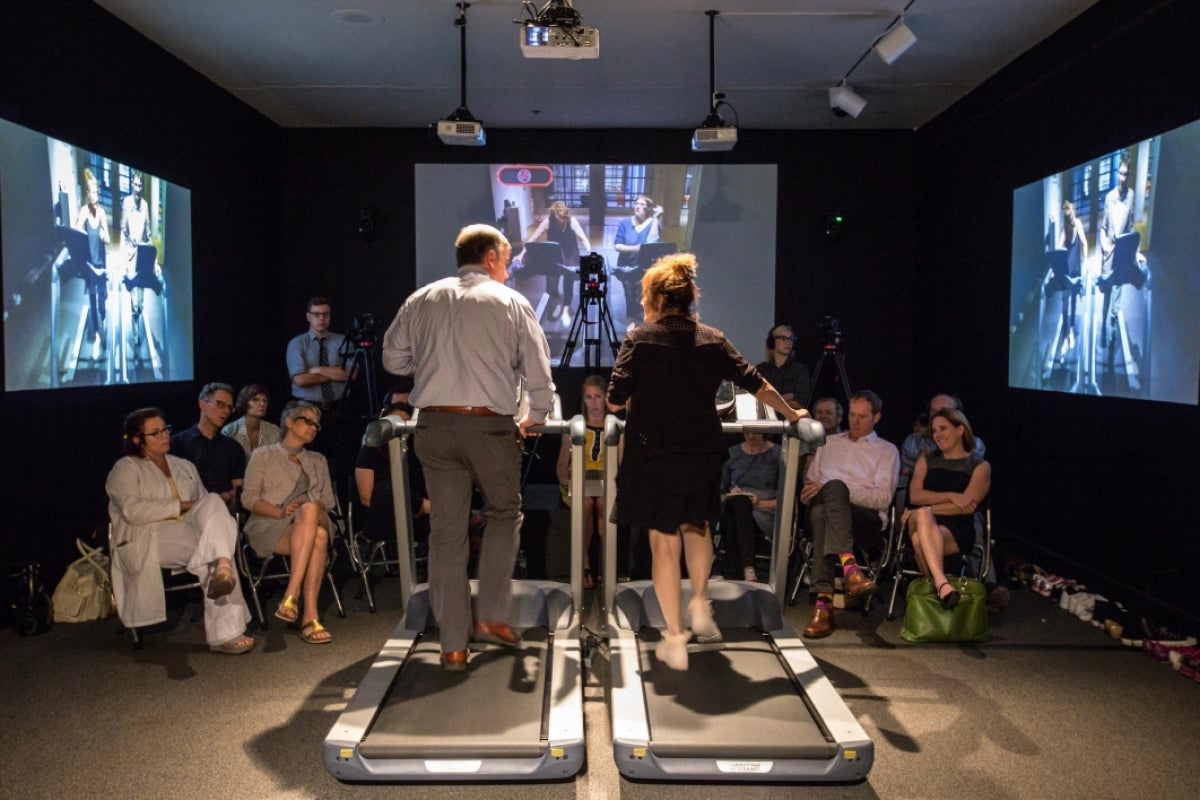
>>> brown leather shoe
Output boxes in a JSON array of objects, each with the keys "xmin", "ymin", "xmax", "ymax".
[
  {"xmin": 473, "ymin": 620, "xmax": 521, "ymax": 647},
  {"xmin": 843, "ymin": 569, "xmax": 879, "ymax": 598},
  {"xmin": 442, "ymin": 649, "xmax": 469, "ymax": 671},
  {"xmin": 803, "ymin": 606, "xmax": 834, "ymax": 639}
]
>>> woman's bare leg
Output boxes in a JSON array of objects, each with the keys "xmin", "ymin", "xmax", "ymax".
[{"xmin": 650, "ymin": 528, "xmax": 685, "ymax": 636}]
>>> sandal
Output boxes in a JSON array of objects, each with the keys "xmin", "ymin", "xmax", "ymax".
[
  {"xmin": 206, "ymin": 566, "xmax": 237, "ymax": 599},
  {"xmin": 583, "ymin": 572, "xmax": 595, "ymax": 590},
  {"xmin": 937, "ymin": 581, "xmax": 961, "ymax": 611},
  {"xmin": 209, "ymin": 633, "xmax": 256, "ymax": 655},
  {"xmin": 274, "ymin": 594, "xmax": 300, "ymax": 624},
  {"xmin": 300, "ymin": 618, "xmax": 333, "ymax": 645}
]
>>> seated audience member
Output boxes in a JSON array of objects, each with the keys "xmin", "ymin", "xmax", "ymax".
[
  {"xmin": 242, "ymin": 401, "xmax": 336, "ymax": 644},
  {"xmin": 720, "ymin": 431, "xmax": 781, "ymax": 582},
  {"xmin": 900, "ymin": 392, "xmax": 986, "ymax": 477},
  {"xmin": 812, "ymin": 396, "xmax": 844, "ymax": 436},
  {"xmin": 898, "ymin": 409, "xmax": 931, "ymax": 489},
  {"xmin": 221, "ymin": 383, "xmax": 283, "ymax": 458},
  {"xmin": 170, "ymin": 382, "xmax": 246, "ymax": 504},
  {"xmin": 355, "ymin": 382, "xmax": 429, "ymax": 546},
  {"xmin": 901, "ymin": 408, "xmax": 991, "ymax": 609},
  {"xmin": 106, "ymin": 407, "xmax": 255, "ymax": 654},
  {"xmin": 555, "ymin": 374, "xmax": 608, "ymax": 589},
  {"xmin": 757, "ymin": 324, "xmax": 813, "ymax": 408},
  {"xmin": 800, "ymin": 390, "xmax": 900, "ymax": 639}
]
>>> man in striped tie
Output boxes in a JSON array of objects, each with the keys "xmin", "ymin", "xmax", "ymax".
[{"xmin": 287, "ymin": 296, "xmax": 351, "ymax": 412}]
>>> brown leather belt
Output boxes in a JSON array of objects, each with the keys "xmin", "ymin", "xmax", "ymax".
[{"xmin": 422, "ymin": 405, "xmax": 504, "ymax": 417}]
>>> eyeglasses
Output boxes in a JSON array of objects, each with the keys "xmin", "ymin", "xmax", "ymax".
[
  {"xmin": 205, "ymin": 399, "xmax": 233, "ymax": 411},
  {"xmin": 142, "ymin": 425, "xmax": 172, "ymax": 438},
  {"xmin": 295, "ymin": 416, "xmax": 322, "ymax": 431},
  {"xmin": 774, "ymin": 335, "xmax": 794, "ymax": 341},
  {"xmin": 307, "ymin": 310, "xmax": 331, "ymax": 318}
]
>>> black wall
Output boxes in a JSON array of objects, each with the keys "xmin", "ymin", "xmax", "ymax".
[
  {"xmin": 0, "ymin": 1, "xmax": 279, "ymax": 567},
  {"xmin": 914, "ymin": 0, "xmax": 1200, "ymax": 618},
  {"xmin": 2, "ymin": 0, "xmax": 1197, "ymax": 619}
]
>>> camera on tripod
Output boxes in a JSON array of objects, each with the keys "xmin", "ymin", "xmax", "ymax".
[
  {"xmin": 344, "ymin": 312, "xmax": 381, "ymax": 352},
  {"xmin": 578, "ymin": 252, "xmax": 608, "ymax": 300},
  {"xmin": 816, "ymin": 315, "xmax": 843, "ymax": 350}
]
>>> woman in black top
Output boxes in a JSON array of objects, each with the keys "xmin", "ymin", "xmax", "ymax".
[
  {"xmin": 607, "ymin": 253, "xmax": 804, "ymax": 670},
  {"xmin": 902, "ymin": 408, "xmax": 991, "ymax": 609}
]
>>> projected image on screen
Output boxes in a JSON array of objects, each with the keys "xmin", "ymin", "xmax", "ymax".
[
  {"xmin": 2, "ymin": 117, "xmax": 193, "ymax": 391},
  {"xmin": 1009, "ymin": 119, "xmax": 1200, "ymax": 405},
  {"xmin": 415, "ymin": 164, "xmax": 777, "ymax": 369}
]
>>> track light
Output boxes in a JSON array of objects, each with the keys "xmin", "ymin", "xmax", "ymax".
[
  {"xmin": 829, "ymin": 81, "xmax": 866, "ymax": 119},
  {"xmin": 873, "ymin": 18, "xmax": 916, "ymax": 65}
]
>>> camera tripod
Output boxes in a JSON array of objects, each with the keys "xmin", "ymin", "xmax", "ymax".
[
  {"xmin": 806, "ymin": 344, "xmax": 852, "ymax": 410},
  {"xmin": 336, "ymin": 339, "xmax": 383, "ymax": 427},
  {"xmin": 558, "ymin": 273, "xmax": 620, "ymax": 372}
]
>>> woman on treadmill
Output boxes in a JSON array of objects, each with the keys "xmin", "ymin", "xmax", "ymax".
[{"xmin": 607, "ymin": 253, "xmax": 805, "ymax": 670}]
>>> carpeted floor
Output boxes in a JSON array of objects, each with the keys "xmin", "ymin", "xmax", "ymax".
[{"xmin": 2, "ymin": 572, "xmax": 1197, "ymax": 800}]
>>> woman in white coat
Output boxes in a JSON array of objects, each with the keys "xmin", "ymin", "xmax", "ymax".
[{"xmin": 106, "ymin": 407, "xmax": 255, "ymax": 654}]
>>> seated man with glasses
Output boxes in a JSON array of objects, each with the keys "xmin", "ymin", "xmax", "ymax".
[
  {"xmin": 757, "ymin": 324, "xmax": 812, "ymax": 409},
  {"xmin": 170, "ymin": 382, "xmax": 247, "ymax": 505},
  {"xmin": 241, "ymin": 401, "xmax": 337, "ymax": 644}
]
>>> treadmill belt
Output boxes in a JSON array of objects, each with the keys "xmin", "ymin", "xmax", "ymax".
[
  {"xmin": 637, "ymin": 626, "xmax": 839, "ymax": 760},
  {"xmin": 359, "ymin": 627, "xmax": 550, "ymax": 759}
]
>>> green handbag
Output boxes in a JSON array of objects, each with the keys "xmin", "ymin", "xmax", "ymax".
[{"xmin": 900, "ymin": 576, "xmax": 989, "ymax": 643}]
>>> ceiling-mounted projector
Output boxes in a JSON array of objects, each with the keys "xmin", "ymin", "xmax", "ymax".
[
  {"xmin": 520, "ymin": 24, "xmax": 599, "ymax": 59},
  {"xmin": 691, "ymin": 124, "xmax": 737, "ymax": 152},
  {"xmin": 437, "ymin": 118, "xmax": 486, "ymax": 147}
]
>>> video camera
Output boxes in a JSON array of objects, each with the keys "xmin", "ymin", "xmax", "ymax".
[
  {"xmin": 344, "ymin": 312, "xmax": 381, "ymax": 351},
  {"xmin": 578, "ymin": 252, "xmax": 608, "ymax": 300},
  {"xmin": 817, "ymin": 315, "xmax": 843, "ymax": 350}
]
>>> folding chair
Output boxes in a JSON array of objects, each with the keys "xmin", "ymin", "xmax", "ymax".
[
  {"xmin": 235, "ymin": 497, "xmax": 347, "ymax": 629},
  {"xmin": 107, "ymin": 522, "xmax": 203, "ymax": 649},
  {"xmin": 884, "ymin": 505, "xmax": 992, "ymax": 621},
  {"xmin": 787, "ymin": 503, "xmax": 896, "ymax": 613}
]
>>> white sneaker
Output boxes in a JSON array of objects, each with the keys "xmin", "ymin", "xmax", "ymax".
[
  {"xmin": 688, "ymin": 598, "xmax": 723, "ymax": 643},
  {"xmin": 655, "ymin": 631, "xmax": 690, "ymax": 671},
  {"xmin": 743, "ymin": 566, "xmax": 759, "ymax": 582}
]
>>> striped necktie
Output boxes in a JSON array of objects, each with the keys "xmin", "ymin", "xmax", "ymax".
[{"xmin": 318, "ymin": 337, "xmax": 334, "ymax": 408}]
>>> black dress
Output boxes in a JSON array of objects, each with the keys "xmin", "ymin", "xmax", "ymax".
[
  {"xmin": 608, "ymin": 315, "xmax": 764, "ymax": 533},
  {"xmin": 922, "ymin": 452, "xmax": 986, "ymax": 554}
]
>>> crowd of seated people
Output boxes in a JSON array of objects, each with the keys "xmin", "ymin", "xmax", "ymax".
[{"xmin": 103, "ymin": 300, "xmax": 1001, "ymax": 660}]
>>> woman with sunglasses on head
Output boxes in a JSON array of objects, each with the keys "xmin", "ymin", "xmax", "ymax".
[
  {"xmin": 242, "ymin": 401, "xmax": 336, "ymax": 643},
  {"xmin": 106, "ymin": 407, "xmax": 255, "ymax": 654}
]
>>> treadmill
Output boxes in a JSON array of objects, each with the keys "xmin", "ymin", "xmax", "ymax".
[
  {"xmin": 324, "ymin": 414, "xmax": 587, "ymax": 782},
  {"xmin": 602, "ymin": 410, "xmax": 875, "ymax": 782}
]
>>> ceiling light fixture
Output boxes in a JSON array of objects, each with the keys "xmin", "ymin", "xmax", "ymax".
[
  {"xmin": 691, "ymin": 10, "xmax": 738, "ymax": 152},
  {"xmin": 873, "ymin": 17, "xmax": 916, "ymax": 65},
  {"xmin": 828, "ymin": 80, "xmax": 866, "ymax": 119},
  {"xmin": 829, "ymin": 0, "xmax": 919, "ymax": 120},
  {"xmin": 436, "ymin": 3, "xmax": 486, "ymax": 146}
]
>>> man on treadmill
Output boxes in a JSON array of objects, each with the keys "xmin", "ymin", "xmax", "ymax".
[
  {"xmin": 382, "ymin": 223, "xmax": 554, "ymax": 671},
  {"xmin": 800, "ymin": 390, "xmax": 899, "ymax": 638}
]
